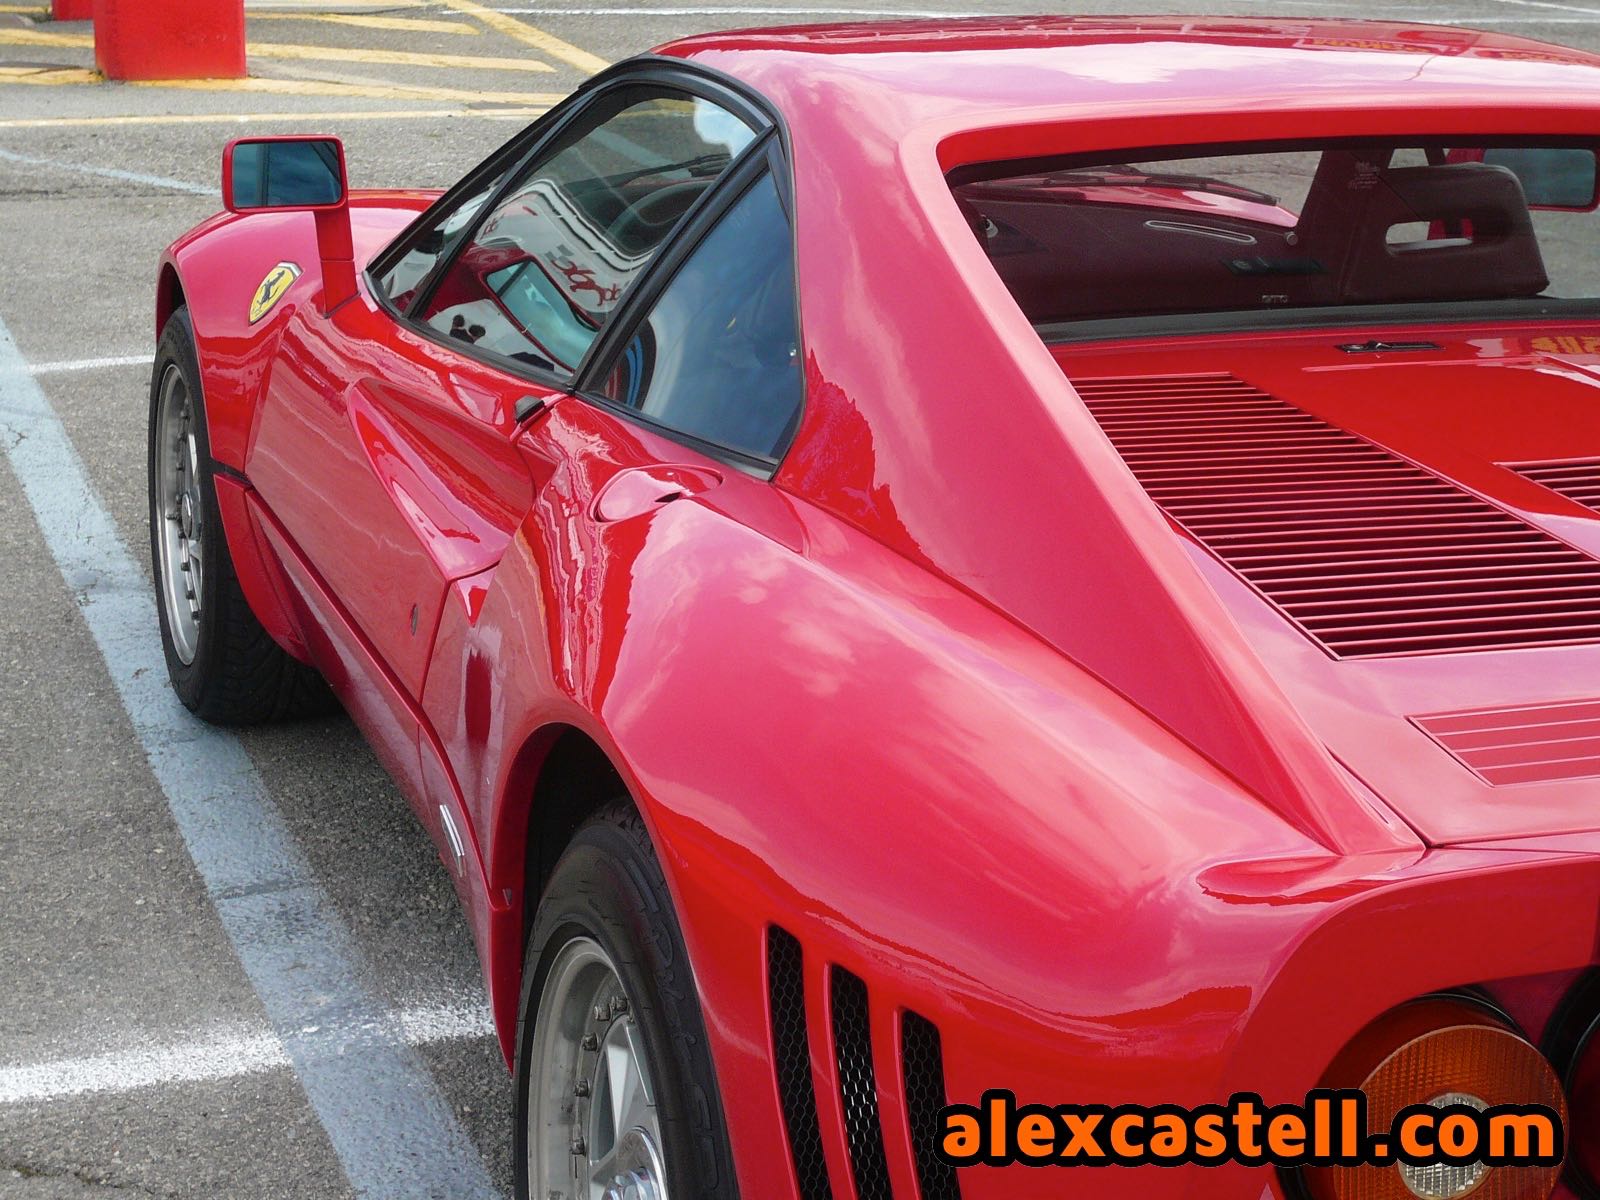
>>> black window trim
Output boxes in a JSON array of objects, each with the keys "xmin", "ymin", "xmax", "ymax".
[
  {"xmin": 569, "ymin": 138, "xmax": 803, "ymax": 478},
  {"xmin": 364, "ymin": 58, "xmax": 780, "ymax": 395}
]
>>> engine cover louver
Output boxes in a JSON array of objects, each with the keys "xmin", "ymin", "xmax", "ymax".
[
  {"xmin": 1072, "ymin": 373, "xmax": 1600, "ymax": 658},
  {"xmin": 1415, "ymin": 699, "xmax": 1600, "ymax": 786},
  {"xmin": 1507, "ymin": 457, "xmax": 1600, "ymax": 512}
]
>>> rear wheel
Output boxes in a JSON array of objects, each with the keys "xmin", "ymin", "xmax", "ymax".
[
  {"xmin": 515, "ymin": 804, "xmax": 737, "ymax": 1200},
  {"xmin": 148, "ymin": 307, "xmax": 334, "ymax": 724}
]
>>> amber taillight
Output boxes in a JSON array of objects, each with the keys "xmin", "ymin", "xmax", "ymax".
[{"xmin": 1303, "ymin": 1000, "xmax": 1566, "ymax": 1200}]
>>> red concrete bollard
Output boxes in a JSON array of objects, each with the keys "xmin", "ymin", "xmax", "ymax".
[
  {"xmin": 93, "ymin": 0, "xmax": 246, "ymax": 81},
  {"xmin": 51, "ymin": 0, "xmax": 94, "ymax": 20}
]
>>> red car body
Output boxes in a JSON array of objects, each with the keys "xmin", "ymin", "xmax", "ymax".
[{"xmin": 155, "ymin": 16, "xmax": 1600, "ymax": 1198}]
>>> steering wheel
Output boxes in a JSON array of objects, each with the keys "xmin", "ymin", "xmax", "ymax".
[{"xmin": 609, "ymin": 180, "xmax": 709, "ymax": 250}]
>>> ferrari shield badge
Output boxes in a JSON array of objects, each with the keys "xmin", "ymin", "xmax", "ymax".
[{"xmin": 249, "ymin": 262, "xmax": 302, "ymax": 324}]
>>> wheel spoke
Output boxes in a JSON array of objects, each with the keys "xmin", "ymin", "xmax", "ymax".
[
  {"xmin": 588, "ymin": 1140, "xmax": 622, "ymax": 1190},
  {"xmin": 616, "ymin": 1031, "xmax": 654, "ymax": 1139}
]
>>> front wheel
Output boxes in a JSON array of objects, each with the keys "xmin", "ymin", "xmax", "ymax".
[
  {"xmin": 147, "ymin": 307, "xmax": 333, "ymax": 724},
  {"xmin": 515, "ymin": 804, "xmax": 737, "ymax": 1200}
]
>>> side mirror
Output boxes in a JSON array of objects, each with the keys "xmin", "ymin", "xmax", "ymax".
[
  {"xmin": 222, "ymin": 136, "xmax": 356, "ymax": 314},
  {"xmin": 224, "ymin": 136, "xmax": 347, "ymax": 212}
]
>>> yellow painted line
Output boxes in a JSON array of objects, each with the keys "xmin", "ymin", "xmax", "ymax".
[
  {"xmin": 0, "ymin": 30, "xmax": 550, "ymax": 74},
  {"xmin": 249, "ymin": 41, "xmax": 552, "ymax": 72},
  {"xmin": 0, "ymin": 30, "xmax": 541, "ymax": 67},
  {"xmin": 0, "ymin": 65, "xmax": 99, "ymax": 83},
  {"xmin": 132, "ymin": 75, "xmax": 568, "ymax": 105},
  {"xmin": 249, "ymin": 13, "xmax": 481, "ymax": 35},
  {"xmin": 245, "ymin": 0, "xmax": 420, "ymax": 8},
  {"xmin": 435, "ymin": 0, "xmax": 607, "ymax": 75},
  {"xmin": 0, "ymin": 3, "xmax": 48, "ymax": 12},
  {"xmin": 0, "ymin": 27, "xmax": 90, "ymax": 47},
  {"xmin": 0, "ymin": 106, "xmax": 554, "ymax": 128}
]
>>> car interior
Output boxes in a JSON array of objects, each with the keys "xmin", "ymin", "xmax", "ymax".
[{"xmin": 953, "ymin": 142, "xmax": 1599, "ymax": 329}]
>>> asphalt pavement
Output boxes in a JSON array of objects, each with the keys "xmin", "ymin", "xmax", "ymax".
[{"xmin": 2, "ymin": 0, "xmax": 1600, "ymax": 1196}]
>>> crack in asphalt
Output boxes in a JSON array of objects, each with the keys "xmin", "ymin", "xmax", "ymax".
[{"xmin": 0, "ymin": 1157, "xmax": 179, "ymax": 1198}]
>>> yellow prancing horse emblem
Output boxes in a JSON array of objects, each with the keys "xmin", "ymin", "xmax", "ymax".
[{"xmin": 249, "ymin": 262, "xmax": 302, "ymax": 324}]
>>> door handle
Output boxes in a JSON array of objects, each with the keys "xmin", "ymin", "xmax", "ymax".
[{"xmin": 592, "ymin": 464, "xmax": 723, "ymax": 523}]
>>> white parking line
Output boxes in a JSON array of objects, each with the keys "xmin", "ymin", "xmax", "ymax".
[
  {"xmin": 1483, "ymin": 0, "xmax": 1600, "ymax": 14},
  {"xmin": 0, "ymin": 148, "xmax": 219, "ymax": 197},
  {"xmin": 0, "ymin": 315, "xmax": 501, "ymax": 1199},
  {"xmin": 29, "ymin": 353, "xmax": 151, "ymax": 375},
  {"xmin": 0, "ymin": 997, "xmax": 496, "ymax": 1106}
]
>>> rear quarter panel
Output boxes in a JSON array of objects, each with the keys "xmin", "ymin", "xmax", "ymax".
[{"xmin": 417, "ymin": 402, "xmax": 1600, "ymax": 1199}]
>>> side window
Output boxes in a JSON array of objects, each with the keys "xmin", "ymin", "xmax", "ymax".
[
  {"xmin": 374, "ymin": 173, "xmax": 503, "ymax": 311},
  {"xmin": 416, "ymin": 86, "xmax": 757, "ymax": 376},
  {"xmin": 599, "ymin": 170, "xmax": 801, "ymax": 462}
]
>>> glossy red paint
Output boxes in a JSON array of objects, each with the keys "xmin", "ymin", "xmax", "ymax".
[{"xmin": 156, "ymin": 18, "xmax": 1600, "ymax": 1198}]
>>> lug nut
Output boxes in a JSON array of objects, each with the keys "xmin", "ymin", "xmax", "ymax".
[
  {"xmin": 593, "ymin": 1004, "xmax": 611, "ymax": 1022},
  {"xmin": 570, "ymin": 1136, "xmax": 586, "ymax": 1156},
  {"xmin": 573, "ymin": 1079, "xmax": 590, "ymax": 1097},
  {"xmin": 581, "ymin": 1033, "xmax": 598, "ymax": 1051},
  {"xmin": 609, "ymin": 997, "xmax": 629, "ymax": 1016}
]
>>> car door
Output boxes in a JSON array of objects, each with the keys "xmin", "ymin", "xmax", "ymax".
[
  {"xmin": 418, "ymin": 138, "xmax": 807, "ymax": 860},
  {"xmin": 246, "ymin": 74, "xmax": 765, "ymax": 707}
]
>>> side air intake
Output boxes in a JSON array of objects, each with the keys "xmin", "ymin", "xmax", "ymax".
[
  {"xmin": 1073, "ymin": 372, "xmax": 1600, "ymax": 658},
  {"xmin": 831, "ymin": 969, "xmax": 894, "ymax": 1200},
  {"xmin": 768, "ymin": 928, "xmax": 835, "ymax": 1200},
  {"xmin": 902, "ymin": 1012, "xmax": 963, "ymax": 1200},
  {"xmin": 766, "ymin": 927, "xmax": 962, "ymax": 1200}
]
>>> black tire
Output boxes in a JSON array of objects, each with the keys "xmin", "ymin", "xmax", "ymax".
[
  {"xmin": 514, "ymin": 802, "xmax": 738, "ymax": 1200},
  {"xmin": 147, "ymin": 307, "xmax": 335, "ymax": 724}
]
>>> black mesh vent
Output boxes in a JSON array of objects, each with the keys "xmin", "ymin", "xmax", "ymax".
[
  {"xmin": 768, "ymin": 927, "xmax": 834, "ymax": 1200},
  {"xmin": 902, "ymin": 1013, "xmax": 962, "ymax": 1200},
  {"xmin": 830, "ymin": 968, "xmax": 894, "ymax": 1200}
]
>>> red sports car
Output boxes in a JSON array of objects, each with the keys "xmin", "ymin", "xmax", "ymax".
[{"xmin": 148, "ymin": 15, "xmax": 1600, "ymax": 1200}]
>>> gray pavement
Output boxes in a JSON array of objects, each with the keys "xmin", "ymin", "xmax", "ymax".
[{"xmin": 1, "ymin": 0, "xmax": 1599, "ymax": 1196}]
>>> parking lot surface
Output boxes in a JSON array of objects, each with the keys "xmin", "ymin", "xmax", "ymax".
[{"xmin": 2, "ymin": 0, "xmax": 1599, "ymax": 1196}]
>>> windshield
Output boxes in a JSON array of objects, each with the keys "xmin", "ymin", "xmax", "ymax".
[{"xmin": 953, "ymin": 139, "xmax": 1600, "ymax": 334}]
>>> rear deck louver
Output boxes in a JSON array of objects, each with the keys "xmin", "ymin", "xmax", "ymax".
[
  {"xmin": 1073, "ymin": 373, "xmax": 1600, "ymax": 658},
  {"xmin": 1507, "ymin": 457, "xmax": 1600, "ymax": 512},
  {"xmin": 1416, "ymin": 698, "xmax": 1600, "ymax": 786},
  {"xmin": 766, "ymin": 927, "xmax": 963, "ymax": 1200}
]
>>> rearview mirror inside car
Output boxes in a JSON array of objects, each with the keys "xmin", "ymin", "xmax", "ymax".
[
  {"xmin": 1482, "ymin": 147, "xmax": 1600, "ymax": 211},
  {"xmin": 224, "ymin": 136, "xmax": 347, "ymax": 212}
]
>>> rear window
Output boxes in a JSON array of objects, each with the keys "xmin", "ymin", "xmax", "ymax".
[{"xmin": 952, "ymin": 139, "xmax": 1600, "ymax": 335}]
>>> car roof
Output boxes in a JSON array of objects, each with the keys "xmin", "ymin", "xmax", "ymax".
[{"xmin": 656, "ymin": 16, "xmax": 1600, "ymax": 146}]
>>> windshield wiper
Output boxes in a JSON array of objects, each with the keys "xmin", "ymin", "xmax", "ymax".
[{"xmin": 602, "ymin": 152, "xmax": 730, "ymax": 189}]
